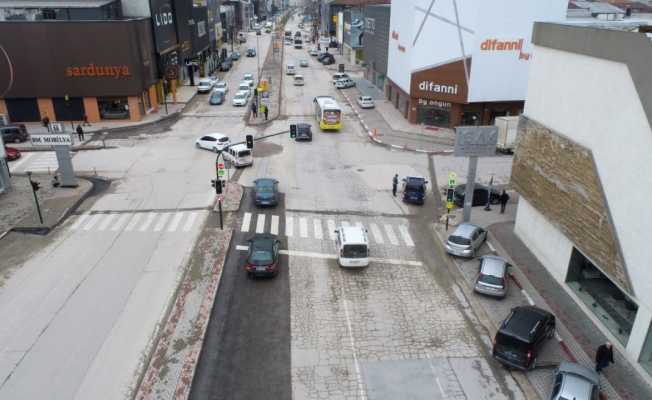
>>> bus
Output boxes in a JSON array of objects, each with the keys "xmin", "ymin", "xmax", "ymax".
[{"xmin": 313, "ymin": 96, "xmax": 342, "ymax": 131}]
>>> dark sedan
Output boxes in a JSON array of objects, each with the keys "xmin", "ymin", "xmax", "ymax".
[
  {"xmin": 295, "ymin": 123, "xmax": 312, "ymax": 141},
  {"xmin": 209, "ymin": 91, "xmax": 225, "ymax": 105},
  {"xmin": 1, "ymin": 125, "xmax": 29, "ymax": 143},
  {"xmin": 230, "ymin": 51, "xmax": 241, "ymax": 61},
  {"xmin": 320, "ymin": 54, "xmax": 335, "ymax": 65},
  {"xmin": 220, "ymin": 59, "xmax": 232, "ymax": 71},
  {"xmin": 454, "ymin": 184, "xmax": 501, "ymax": 207},
  {"xmin": 246, "ymin": 48, "xmax": 256, "ymax": 57},
  {"xmin": 244, "ymin": 234, "xmax": 281, "ymax": 278},
  {"xmin": 254, "ymin": 178, "xmax": 279, "ymax": 207}
]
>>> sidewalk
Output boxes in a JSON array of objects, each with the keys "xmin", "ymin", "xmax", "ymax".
[{"xmin": 248, "ymin": 36, "xmax": 282, "ymax": 126}]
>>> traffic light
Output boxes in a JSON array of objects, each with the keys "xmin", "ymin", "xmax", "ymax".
[
  {"xmin": 446, "ymin": 188, "xmax": 455, "ymax": 203},
  {"xmin": 211, "ymin": 179, "xmax": 223, "ymax": 194},
  {"xmin": 246, "ymin": 134, "xmax": 254, "ymax": 149},
  {"xmin": 290, "ymin": 124, "xmax": 297, "ymax": 139},
  {"xmin": 30, "ymin": 180, "xmax": 40, "ymax": 192}
]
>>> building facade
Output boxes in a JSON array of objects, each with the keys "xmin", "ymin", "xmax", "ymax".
[
  {"xmin": 512, "ymin": 22, "xmax": 652, "ymax": 378},
  {"xmin": 362, "ymin": 4, "xmax": 390, "ymax": 91},
  {"xmin": 386, "ymin": 0, "xmax": 567, "ymax": 128}
]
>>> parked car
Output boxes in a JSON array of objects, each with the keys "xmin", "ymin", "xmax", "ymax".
[
  {"xmin": 453, "ymin": 183, "xmax": 501, "ymax": 207},
  {"xmin": 445, "ymin": 222, "xmax": 486, "ymax": 258},
  {"xmin": 295, "ymin": 123, "xmax": 312, "ymax": 141},
  {"xmin": 230, "ymin": 51, "xmax": 241, "ymax": 61},
  {"xmin": 356, "ymin": 95, "xmax": 375, "ymax": 109},
  {"xmin": 299, "ymin": 59, "xmax": 309, "ymax": 67},
  {"xmin": 286, "ymin": 63, "xmax": 296, "ymax": 75},
  {"xmin": 243, "ymin": 73, "xmax": 255, "ymax": 87},
  {"xmin": 549, "ymin": 362, "xmax": 601, "ymax": 400},
  {"xmin": 214, "ymin": 81, "xmax": 228, "ymax": 94},
  {"xmin": 4, "ymin": 146, "xmax": 21, "ymax": 161},
  {"xmin": 254, "ymin": 178, "xmax": 279, "ymax": 207},
  {"xmin": 402, "ymin": 176, "xmax": 427, "ymax": 205},
  {"xmin": 334, "ymin": 78, "xmax": 355, "ymax": 89},
  {"xmin": 474, "ymin": 255, "xmax": 510, "ymax": 298},
  {"xmin": 195, "ymin": 133, "xmax": 230, "ymax": 152},
  {"xmin": 237, "ymin": 82, "xmax": 252, "ymax": 97},
  {"xmin": 244, "ymin": 234, "xmax": 281, "ymax": 278},
  {"xmin": 231, "ymin": 90, "xmax": 249, "ymax": 106},
  {"xmin": 197, "ymin": 78, "xmax": 214, "ymax": 93},
  {"xmin": 209, "ymin": 91, "xmax": 225, "ymax": 105},
  {"xmin": 320, "ymin": 54, "xmax": 335, "ymax": 65},
  {"xmin": 1, "ymin": 125, "xmax": 28, "ymax": 143},
  {"xmin": 492, "ymin": 306, "xmax": 556, "ymax": 370},
  {"xmin": 332, "ymin": 73, "xmax": 350, "ymax": 84},
  {"xmin": 100, "ymin": 108, "xmax": 129, "ymax": 119},
  {"xmin": 246, "ymin": 48, "xmax": 256, "ymax": 57},
  {"xmin": 220, "ymin": 59, "xmax": 233, "ymax": 71},
  {"xmin": 309, "ymin": 48, "xmax": 319, "ymax": 56},
  {"xmin": 256, "ymin": 29, "xmax": 261, "ymax": 35},
  {"xmin": 293, "ymin": 75, "xmax": 305, "ymax": 86}
]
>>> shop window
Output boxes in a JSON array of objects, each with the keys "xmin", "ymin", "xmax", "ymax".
[
  {"xmin": 53, "ymin": 97, "xmax": 84, "ymax": 121},
  {"xmin": 461, "ymin": 112, "xmax": 481, "ymax": 126},
  {"xmin": 566, "ymin": 248, "xmax": 637, "ymax": 346},
  {"xmin": 417, "ymin": 106, "xmax": 450, "ymax": 128},
  {"xmin": 98, "ymin": 97, "xmax": 129, "ymax": 120},
  {"xmin": 6, "ymin": 98, "xmax": 40, "ymax": 122}
]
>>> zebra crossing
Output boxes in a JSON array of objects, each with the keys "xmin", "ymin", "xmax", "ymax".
[
  {"xmin": 9, "ymin": 151, "xmax": 62, "ymax": 174},
  {"xmin": 68, "ymin": 210, "xmax": 203, "ymax": 234},
  {"xmin": 240, "ymin": 212, "xmax": 415, "ymax": 247}
]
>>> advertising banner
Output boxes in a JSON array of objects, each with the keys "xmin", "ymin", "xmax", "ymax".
[
  {"xmin": 150, "ymin": 0, "xmax": 178, "ymax": 54},
  {"xmin": 344, "ymin": 9, "xmax": 364, "ymax": 49}
]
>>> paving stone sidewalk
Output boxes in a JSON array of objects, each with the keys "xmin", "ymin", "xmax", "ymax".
[{"xmin": 248, "ymin": 32, "xmax": 283, "ymax": 125}]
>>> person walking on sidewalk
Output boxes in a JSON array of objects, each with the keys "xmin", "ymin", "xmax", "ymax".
[
  {"xmin": 263, "ymin": 104, "xmax": 269, "ymax": 121},
  {"xmin": 595, "ymin": 342, "xmax": 614, "ymax": 373},
  {"xmin": 392, "ymin": 174, "xmax": 399, "ymax": 197},
  {"xmin": 42, "ymin": 115, "xmax": 50, "ymax": 132},
  {"xmin": 499, "ymin": 190, "xmax": 510, "ymax": 214},
  {"xmin": 251, "ymin": 101, "xmax": 258, "ymax": 118},
  {"xmin": 76, "ymin": 124, "xmax": 85, "ymax": 142}
]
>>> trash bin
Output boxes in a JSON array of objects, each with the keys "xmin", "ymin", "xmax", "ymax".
[{"xmin": 338, "ymin": 63, "xmax": 344, "ymax": 73}]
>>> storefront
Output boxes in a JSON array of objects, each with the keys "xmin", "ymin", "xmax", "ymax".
[{"xmin": 0, "ymin": 19, "xmax": 159, "ymax": 123}]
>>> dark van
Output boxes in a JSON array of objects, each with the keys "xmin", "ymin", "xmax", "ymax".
[{"xmin": 402, "ymin": 176, "xmax": 427, "ymax": 205}]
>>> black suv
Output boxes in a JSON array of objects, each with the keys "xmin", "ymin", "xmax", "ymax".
[
  {"xmin": 1, "ymin": 124, "xmax": 29, "ymax": 143},
  {"xmin": 492, "ymin": 306, "xmax": 555, "ymax": 370}
]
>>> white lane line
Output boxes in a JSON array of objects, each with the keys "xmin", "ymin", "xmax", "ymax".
[
  {"xmin": 285, "ymin": 215, "xmax": 294, "ymax": 237},
  {"xmin": 328, "ymin": 219, "xmax": 337, "ymax": 239},
  {"xmin": 341, "ymin": 220, "xmax": 350, "ymax": 227},
  {"xmin": 341, "ymin": 290, "xmax": 367, "ymax": 400},
  {"xmin": 153, "ymin": 213, "xmax": 171, "ymax": 232},
  {"xmin": 70, "ymin": 213, "xmax": 90, "ymax": 230},
  {"xmin": 167, "ymin": 212, "xmax": 185, "ymax": 232},
  {"xmin": 384, "ymin": 224, "xmax": 399, "ymax": 246},
  {"xmin": 124, "ymin": 213, "xmax": 142, "ymax": 232},
  {"xmin": 299, "ymin": 217, "xmax": 308, "ymax": 238},
  {"xmin": 313, "ymin": 218, "xmax": 323, "ymax": 240},
  {"xmin": 270, "ymin": 215, "xmax": 280, "ymax": 235},
  {"xmin": 369, "ymin": 223, "xmax": 384, "ymax": 244},
  {"xmin": 487, "ymin": 241, "xmax": 496, "ymax": 252},
  {"xmin": 398, "ymin": 225, "xmax": 415, "ymax": 247},
  {"xmin": 182, "ymin": 212, "xmax": 198, "ymax": 232},
  {"xmin": 256, "ymin": 214, "xmax": 266, "ymax": 234},
  {"xmin": 82, "ymin": 214, "xmax": 102, "ymax": 231},
  {"xmin": 234, "ymin": 246, "xmax": 422, "ymax": 266},
  {"xmin": 110, "ymin": 214, "xmax": 131, "ymax": 232},
  {"xmin": 139, "ymin": 213, "xmax": 157, "ymax": 232},
  {"xmin": 522, "ymin": 290, "xmax": 535, "ymax": 306},
  {"xmin": 241, "ymin": 212, "xmax": 252, "ymax": 232},
  {"xmin": 97, "ymin": 214, "xmax": 116, "ymax": 231}
]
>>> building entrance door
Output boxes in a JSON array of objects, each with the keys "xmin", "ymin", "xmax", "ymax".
[
  {"xmin": 53, "ymin": 97, "xmax": 85, "ymax": 121},
  {"xmin": 5, "ymin": 98, "xmax": 40, "ymax": 122}
]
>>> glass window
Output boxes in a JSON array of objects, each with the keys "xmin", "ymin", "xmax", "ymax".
[{"xmin": 342, "ymin": 244, "xmax": 367, "ymax": 258}]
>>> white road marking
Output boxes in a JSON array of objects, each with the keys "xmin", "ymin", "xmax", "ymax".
[
  {"xmin": 398, "ymin": 225, "xmax": 415, "ymax": 247},
  {"xmin": 97, "ymin": 214, "xmax": 116, "ymax": 231},
  {"xmin": 522, "ymin": 289, "xmax": 535, "ymax": 306},
  {"xmin": 355, "ymin": 221, "xmax": 364, "ymax": 229},
  {"xmin": 270, "ymin": 215, "xmax": 280, "ymax": 235},
  {"xmin": 139, "ymin": 213, "xmax": 157, "ymax": 232},
  {"xmin": 153, "ymin": 213, "xmax": 171, "ymax": 232},
  {"xmin": 241, "ymin": 212, "xmax": 252, "ymax": 232},
  {"xmin": 82, "ymin": 214, "xmax": 102, "ymax": 231},
  {"xmin": 341, "ymin": 291, "xmax": 367, "ymax": 400},
  {"xmin": 124, "ymin": 213, "xmax": 142, "ymax": 232},
  {"xmin": 70, "ymin": 213, "xmax": 90, "ymax": 230},
  {"xmin": 234, "ymin": 246, "xmax": 422, "ymax": 266},
  {"xmin": 487, "ymin": 241, "xmax": 496, "ymax": 252},
  {"xmin": 299, "ymin": 218, "xmax": 308, "ymax": 238},
  {"xmin": 182, "ymin": 212, "xmax": 198, "ymax": 232},
  {"xmin": 110, "ymin": 214, "xmax": 131, "ymax": 232},
  {"xmin": 384, "ymin": 224, "xmax": 399, "ymax": 246},
  {"xmin": 327, "ymin": 220, "xmax": 337, "ymax": 239},
  {"xmin": 341, "ymin": 220, "xmax": 350, "ymax": 227},
  {"xmin": 285, "ymin": 214, "xmax": 294, "ymax": 237},
  {"xmin": 8, "ymin": 152, "xmax": 35, "ymax": 171},
  {"xmin": 313, "ymin": 218, "xmax": 323, "ymax": 239},
  {"xmin": 167, "ymin": 212, "xmax": 185, "ymax": 232},
  {"xmin": 256, "ymin": 214, "xmax": 266, "ymax": 234},
  {"xmin": 369, "ymin": 223, "xmax": 384, "ymax": 244}
]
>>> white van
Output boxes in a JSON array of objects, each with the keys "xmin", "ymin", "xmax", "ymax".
[
  {"xmin": 334, "ymin": 226, "xmax": 369, "ymax": 268},
  {"xmin": 286, "ymin": 64, "xmax": 296, "ymax": 75},
  {"xmin": 224, "ymin": 143, "xmax": 253, "ymax": 167}
]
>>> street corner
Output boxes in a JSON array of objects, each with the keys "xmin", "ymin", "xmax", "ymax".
[{"xmin": 213, "ymin": 181, "xmax": 244, "ymax": 213}]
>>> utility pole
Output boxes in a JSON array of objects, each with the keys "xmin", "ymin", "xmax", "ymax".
[{"xmin": 26, "ymin": 171, "xmax": 44, "ymax": 225}]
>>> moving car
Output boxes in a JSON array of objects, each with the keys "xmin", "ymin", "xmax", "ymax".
[
  {"xmin": 224, "ymin": 143, "xmax": 253, "ymax": 167},
  {"xmin": 293, "ymin": 75, "xmax": 305, "ymax": 86},
  {"xmin": 334, "ymin": 226, "xmax": 369, "ymax": 268},
  {"xmin": 220, "ymin": 59, "xmax": 232, "ymax": 71},
  {"xmin": 238, "ymin": 31, "xmax": 247, "ymax": 43},
  {"xmin": 356, "ymin": 95, "xmax": 375, "ymax": 109},
  {"xmin": 334, "ymin": 78, "xmax": 355, "ymax": 89},
  {"xmin": 243, "ymin": 73, "xmax": 255, "ymax": 87},
  {"xmin": 231, "ymin": 90, "xmax": 249, "ymax": 106},
  {"xmin": 549, "ymin": 362, "xmax": 601, "ymax": 400},
  {"xmin": 244, "ymin": 234, "xmax": 281, "ymax": 278},
  {"xmin": 209, "ymin": 91, "xmax": 225, "ymax": 105},
  {"xmin": 256, "ymin": 29, "xmax": 261, "ymax": 35},
  {"xmin": 195, "ymin": 133, "xmax": 230, "ymax": 152},
  {"xmin": 294, "ymin": 123, "xmax": 312, "ymax": 141},
  {"xmin": 0, "ymin": 125, "xmax": 28, "ymax": 143},
  {"xmin": 332, "ymin": 73, "xmax": 350, "ymax": 84},
  {"xmin": 309, "ymin": 49, "xmax": 319, "ymax": 56},
  {"xmin": 294, "ymin": 38, "xmax": 303, "ymax": 49},
  {"xmin": 238, "ymin": 82, "xmax": 252, "ymax": 97},
  {"xmin": 492, "ymin": 306, "xmax": 556, "ymax": 370},
  {"xmin": 474, "ymin": 256, "xmax": 510, "ymax": 298},
  {"xmin": 299, "ymin": 59, "xmax": 309, "ymax": 67},
  {"xmin": 402, "ymin": 176, "xmax": 428, "ymax": 205},
  {"xmin": 230, "ymin": 51, "xmax": 241, "ymax": 60},
  {"xmin": 320, "ymin": 54, "xmax": 335, "ymax": 65},
  {"xmin": 286, "ymin": 64, "xmax": 296, "ymax": 75},
  {"xmin": 246, "ymin": 48, "xmax": 256, "ymax": 57},
  {"xmin": 197, "ymin": 79, "xmax": 214, "ymax": 93},
  {"xmin": 4, "ymin": 146, "xmax": 20, "ymax": 161},
  {"xmin": 454, "ymin": 183, "xmax": 501, "ymax": 207},
  {"xmin": 214, "ymin": 81, "xmax": 228, "ymax": 94},
  {"xmin": 445, "ymin": 222, "xmax": 486, "ymax": 258},
  {"xmin": 254, "ymin": 178, "xmax": 279, "ymax": 207}
]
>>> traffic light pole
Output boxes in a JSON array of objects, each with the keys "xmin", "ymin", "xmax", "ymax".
[
  {"xmin": 26, "ymin": 171, "xmax": 43, "ymax": 225},
  {"xmin": 213, "ymin": 151, "xmax": 225, "ymax": 230}
]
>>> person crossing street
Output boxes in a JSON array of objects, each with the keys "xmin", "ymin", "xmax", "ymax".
[{"xmin": 392, "ymin": 174, "xmax": 399, "ymax": 197}]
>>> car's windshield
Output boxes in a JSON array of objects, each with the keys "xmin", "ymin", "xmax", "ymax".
[
  {"xmin": 218, "ymin": 137, "xmax": 228, "ymax": 142},
  {"xmin": 249, "ymin": 249, "xmax": 273, "ymax": 265},
  {"xmin": 448, "ymin": 235, "xmax": 471, "ymax": 245},
  {"xmin": 235, "ymin": 93, "xmax": 245, "ymax": 99},
  {"xmin": 238, "ymin": 150, "xmax": 251, "ymax": 157},
  {"xmin": 216, "ymin": 82, "xmax": 226, "ymax": 87},
  {"xmin": 256, "ymin": 184, "xmax": 274, "ymax": 193},
  {"xmin": 479, "ymin": 273, "xmax": 504, "ymax": 286},
  {"xmin": 342, "ymin": 244, "xmax": 368, "ymax": 258}
]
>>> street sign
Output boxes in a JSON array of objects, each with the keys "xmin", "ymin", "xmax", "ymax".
[
  {"xmin": 447, "ymin": 201, "xmax": 454, "ymax": 210},
  {"xmin": 217, "ymin": 162, "xmax": 226, "ymax": 178},
  {"xmin": 448, "ymin": 172, "xmax": 457, "ymax": 187},
  {"xmin": 454, "ymin": 126, "xmax": 498, "ymax": 157},
  {"xmin": 261, "ymin": 91, "xmax": 269, "ymax": 99},
  {"xmin": 30, "ymin": 134, "xmax": 72, "ymax": 146}
]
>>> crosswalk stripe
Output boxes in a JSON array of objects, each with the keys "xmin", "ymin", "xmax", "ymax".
[
  {"xmin": 154, "ymin": 213, "xmax": 171, "ymax": 232},
  {"xmin": 139, "ymin": 213, "xmax": 157, "ymax": 232},
  {"xmin": 70, "ymin": 213, "xmax": 90, "ymax": 230},
  {"xmin": 299, "ymin": 218, "xmax": 308, "ymax": 238},
  {"xmin": 313, "ymin": 218, "xmax": 323, "ymax": 239},
  {"xmin": 285, "ymin": 214, "xmax": 294, "ymax": 237},
  {"xmin": 97, "ymin": 214, "xmax": 116, "ymax": 231},
  {"xmin": 241, "ymin": 212, "xmax": 252, "ymax": 232},
  {"xmin": 270, "ymin": 215, "xmax": 279, "ymax": 235},
  {"xmin": 125, "ymin": 213, "xmax": 142, "ymax": 232},
  {"xmin": 369, "ymin": 223, "xmax": 384, "ymax": 244},
  {"xmin": 327, "ymin": 220, "xmax": 337, "ymax": 240},
  {"xmin": 398, "ymin": 225, "xmax": 415, "ymax": 247},
  {"xmin": 183, "ymin": 212, "xmax": 198, "ymax": 232},
  {"xmin": 256, "ymin": 214, "xmax": 266, "ymax": 233},
  {"xmin": 82, "ymin": 214, "xmax": 102, "ymax": 231},
  {"xmin": 384, "ymin": 224, "xmax": 399, "ymax": 246},
  {"xmin": 110, "ymin": 214, "xmax": 131, "ymax": 232},
  {"xmin": 167, "ymin": 212, "xmax": 185, "ymax": 232}
]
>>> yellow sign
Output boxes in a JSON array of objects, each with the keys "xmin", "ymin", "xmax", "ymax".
[
  {"xmin": 447, "ymin": 201, "xmax": 454, "ymax": 210},
  {"xmin": 332, "ymin": 15, "xmax": 337, "ymax": 23},
  {"xmin": 258, "ymin": 79, "xmax": 269, "ymax": 92}
]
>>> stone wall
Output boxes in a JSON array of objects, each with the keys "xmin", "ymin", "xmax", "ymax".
[{"xmin": 511, "ymin": 116, "xmax": 631, "ymax": 293}]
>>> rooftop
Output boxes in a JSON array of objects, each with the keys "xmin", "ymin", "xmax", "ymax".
[{"xmin": 571, "ymin": 1, "xmax": 627, "ymax": 14}]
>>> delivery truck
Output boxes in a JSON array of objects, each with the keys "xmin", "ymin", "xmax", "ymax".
[{"xmin": 495, "ymin": 116, "xmax": 520, "ymax": 153}]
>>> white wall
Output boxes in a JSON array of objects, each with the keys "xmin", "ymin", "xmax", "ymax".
[
  {"xmin": 121, "ymin": 0, "xmax": 151, "ymax": 17},
  {"xmin": 386, "ymin": 0, "xmax": 414, "ymax": 92},
  {"xmin": 524, "ymin": 45, "xmax": 652, "ymax": 309}
]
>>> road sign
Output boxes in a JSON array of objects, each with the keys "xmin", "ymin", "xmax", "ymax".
[
  {"xmin": 448, "ymin": 172, "xmax": 457, "ymax": 187},
  {"xmin": 454, "ymin": 126, "xmax": 498, "ymax": 157},
  {"xmin": 30, "ymin": 134, "xmax": 72, "ymax": 146}
]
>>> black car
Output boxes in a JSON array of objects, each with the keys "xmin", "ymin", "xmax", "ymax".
[
  {"xmin": 492, "ymin": 306, "xmax": 556, "ymax": 370},
  {"xmin": 209, "ymin": 91, "xmax": 225, "ymax": 105},
  {"xmin": 402, "ymin": 176, "xmax": 428, "ymax": 205},
  {"xmin": 317, "ymin": 52, "xmax": 330, "ymax": 61},
  {"xmin": 244, "ymin": 234, "xmax": 281, "ymax": 278},
  {"xmin": 230, "ymin": 51, "xmax": 241, "ymax": 61},
  {"xmin": 320, "ymin": 54, "xmax": 335, "ymax": 65},
  {"xmin": 0, "ymin": 125, "xmax": 29, "ymax": 143},
  {"xmin": 295, "ymin": 123, "xmax": 312, "ymax": 141},
  {"xmin": 220, "ymin": 59, "xmax": 232, "ymax": 71},
  {"xmin": 453, "ymin": 184, "xmax": 501, "ymax": 207},
  {"xmin": 254, "ymin": 178, "xmax": 279, "ymax": 207},
  {"xmin": 246, "ymin": 48, "xmax": 256, "ymax": 57}
]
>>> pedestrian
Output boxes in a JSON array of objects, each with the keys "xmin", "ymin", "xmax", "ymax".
[
  {"xmin": 251, "ymin": 101, "xmax": 258, "ymax": 118},
  {"xmin": 595, "ymin": 342, "xmax": 614, "ymax": 373},
  {"xmin": 76, "ymin": 124, "xmax": 85, "ymax": 141},
  {"xmin": 83, "ymin": 114, "xmax": 91, "ymax": 127},
  {"xmin": 499, "ymin": 189, "xmax": 510, "ymax": 214},
  {"xmin": 42, "ymin": 115, "xmax": 50, "ymax": 132},
  {"xmin": 392, "ymin": 174, "xmax": 399, "ymax": 197},
  {"xmin": 263, "ymin": 104, "xmax": 269, "ymax": 121}
]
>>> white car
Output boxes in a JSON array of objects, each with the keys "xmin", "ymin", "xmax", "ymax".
[
  {"xmin": 232, "ymin": 90, "xmax": 249, "ymax": 106},
  {"xmin": 293, "ymin": 75, "xmax": 305, "ymax": 86},
  {"xmin": 214, "ymin": 81, "xmax": 228, "ymax": 94},
  {"xmin": 299, "ymin": 59, "xmax": 309, "ymax": 67},
  {"xmin": 237, "ymin": 82, "xmax": 252, "ymax": 97},
  {"xmin": 197, "ymin": 79, "xmax": 214, "ymax": 93},
  {"xmin": 335, "ymin": 78, "xmax": 355, "ymax": 89},
  {"xmin": 332, "ymin": 73, "xmax": 350, "ymax": 85},
  {"xmin": 195, "ymin": 133, "xmax": 231, "ymax": 152},
  {"xmin": 243, "ymin": 73, "xmax": 255, "ymax": 87},
  {"xmin": 309, "ymin": 48, "xmax": 319, "ymax": 56},
  {"xmin": 356, "ymin": 95, "xmax": 375, "ymax": 109}
]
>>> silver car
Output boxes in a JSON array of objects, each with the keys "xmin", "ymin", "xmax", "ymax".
[
  {"xmin": 445, "ymin": 223, "xmax": 486, "ymax": 258},
  {"xmin": 549, "ymin": 362, "xmax": 600, "ymax": 400},
  {"xmin": 474, "ymin": 255, "xmax": 509, "ymax": 298}
]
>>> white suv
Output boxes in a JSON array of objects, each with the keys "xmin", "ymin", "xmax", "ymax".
[{"xmin": 356, "ymin": 96, "xmax": 374, "ymax": 108}]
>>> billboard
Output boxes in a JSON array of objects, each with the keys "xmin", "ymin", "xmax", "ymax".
[{"xmin": 150, "ymin": 0, "xmax": 178, "ymax": 54}]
